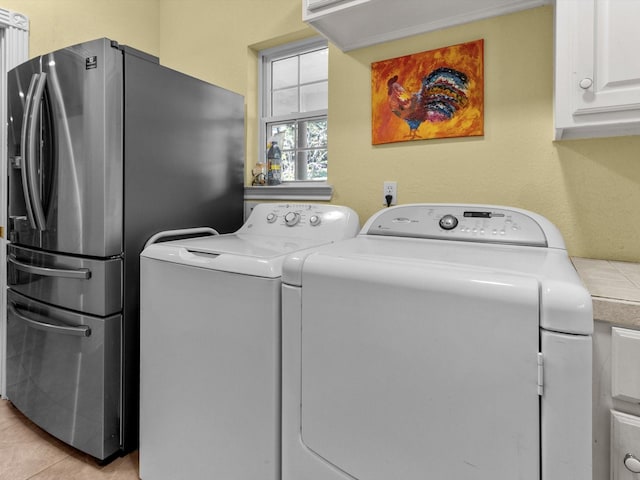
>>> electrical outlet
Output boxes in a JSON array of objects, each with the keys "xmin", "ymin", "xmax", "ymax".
[{"xmin": 383, "ymin": 181, "xmax": 397, "ymax": 206}]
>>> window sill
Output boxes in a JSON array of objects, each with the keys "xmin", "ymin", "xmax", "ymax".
[{"xmin": 244, "ymin": 183, "xmax": 333, "ymax": 201}]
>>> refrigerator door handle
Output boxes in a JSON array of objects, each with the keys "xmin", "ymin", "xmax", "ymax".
[
  {"xmin": 8, "ymin": 254, "xmax": 92, "ymax": 279},
  {"xmin": 8, "ymin": 303, "xmax": 92, "ymax": 337},
  {"xmin": 20, "ymin": 73, "xmax": 39, "ymax": 229},
  {"xmin": 25, "ymin": 72, "xmax": 48, "ymax": 231}
]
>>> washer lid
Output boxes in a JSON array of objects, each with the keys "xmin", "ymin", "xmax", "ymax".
[
  {"xmin": 141, "ymin": 233, "xmax": 333, "ymax": 278},
  {"xmin": 283, "ymin": 235, "xmax": 593, "ymax": 334},
  {"xmin": 141, "ymin": 202, "xmax": 360, "ymax": 278}
]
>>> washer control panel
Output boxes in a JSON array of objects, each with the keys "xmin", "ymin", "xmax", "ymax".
[
  {"xmin": 239, "ymin": 203, "xmax": 360, "ymax": 241},
  {"xmin": 284, "ymin": 211, "xmax": 301, "ymax": 226},
  {"xmin": 438, "ymin": 214, "xmax": 458, "ymax": 230},
  {"xmin": 364, "ymin": 204, "xmax": 558, "ymax": 247}
]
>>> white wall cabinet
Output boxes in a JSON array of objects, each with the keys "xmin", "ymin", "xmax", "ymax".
[
  {"xmin": 303, "ymin": 0, "xmax": 550, "ymax": 52},
  {"xmin": 555, "ymin": 0, "xmax": 640, "ymax": 140}
]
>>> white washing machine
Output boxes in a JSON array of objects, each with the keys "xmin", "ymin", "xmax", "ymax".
[
  {"xmin": 138, "ymin": 203, "xmax": 359, "ymax": 480},
  {"xmin": 282, "ymin": 204, "xmax": 593, "ymax": 480}
]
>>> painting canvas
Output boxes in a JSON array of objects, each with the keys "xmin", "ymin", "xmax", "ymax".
[{"xmin": 371, "ymin": 39, "xmax": 484, "ymax": 145}]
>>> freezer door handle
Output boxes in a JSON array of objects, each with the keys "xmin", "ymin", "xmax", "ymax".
[
  {"xmin": 20, "ymin": 73, "xmax": 39, "ymax": 229},
  {"xmin": 25, "ymin": 72, "xmax": 48, "ymax": 231},
  {"xmin": 8, "ymin": 255, "xmax": 92, "ymax": 279},
  {"xmin": 8, "ymin": 303, "xmax": 92, "ymax": 337}
]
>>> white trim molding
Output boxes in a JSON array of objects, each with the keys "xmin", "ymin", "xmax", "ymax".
[
  {"xmin": 245, "ymin": 183, "xmax": 333, "ymax": 201},
  {"xmin": 0, "ymin": 7, "xmax": 29, "ymax": 398},
  {"xmin": 0, "ymin": 9, "xmax": 29, "ymax": 67}
]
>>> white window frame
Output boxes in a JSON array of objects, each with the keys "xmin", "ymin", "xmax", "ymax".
[
  {"xmin": 0, "ymin": 8, "xmax": 29, "ymax": 398},
  {"xmin": 247, "ymin": 37, "xmax": 332, "ymax": 200}
]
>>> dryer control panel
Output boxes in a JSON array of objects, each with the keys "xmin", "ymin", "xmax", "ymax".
[
  {"xmin": 363, "ymin": 204, "xmax": 565, "ymax": 248},
  {"xmin": 238, "ymin": 203, "xmax": 360, "ymax": 241}
]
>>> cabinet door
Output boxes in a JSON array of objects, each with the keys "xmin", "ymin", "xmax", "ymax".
[
  {"xmin": 305, "ymin": 0, "xmax": 357, "ymax": 12},
  {"xmin": 304, "ymin": 0, "xmax": 550, "ymax": 52},
  {"xmin": 555, "ymin": 0, "xmax": 640, "ymax": 139}
]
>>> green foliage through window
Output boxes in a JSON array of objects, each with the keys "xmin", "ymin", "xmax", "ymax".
[{"xmin": 268, "ymin": 118, "xmax": 327, "ymax": 181}]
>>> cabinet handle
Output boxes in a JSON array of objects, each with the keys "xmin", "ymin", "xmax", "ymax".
[
  {"xmin": 624, "ymin": 453, "xmax": 640, "ymax": 473},
  {"xmin": 579, "ymin": 78, "xmax": 593, "ymax": 89}
]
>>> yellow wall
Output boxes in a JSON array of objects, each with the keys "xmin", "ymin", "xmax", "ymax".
[
  {"xmin": 3, "ymin": 1, "xmax": 639, "ymax": 262},
  {"xmin": 156, "ymin": 0, "xmax": 314, "ymax": 194},
  {"xmin": 1, "ymin": 0, "xmax": 160, "ymax": 57},
  {"xmin": 326, "ymin": 6, "xmax": 640, "ymax": 263}
]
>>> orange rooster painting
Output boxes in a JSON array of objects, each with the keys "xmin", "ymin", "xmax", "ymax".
[{"xmin": 372, "ymin": 40, "xmax": 484, "ymax": 144}]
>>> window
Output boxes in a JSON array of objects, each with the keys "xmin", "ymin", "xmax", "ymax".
[{"xmin": 260, "ymin": 38, "xmax": 328, "ymax": 182}]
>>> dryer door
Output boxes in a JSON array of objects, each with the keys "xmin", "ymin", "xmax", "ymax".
[{"xmin": 299, "ymin": 256, "xmax": 540, "ymax": 480}]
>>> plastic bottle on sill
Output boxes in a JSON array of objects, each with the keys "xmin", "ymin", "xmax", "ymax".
[{"xmin": 266, "ymin": 141, "xmax": 282, "ymax": 186}]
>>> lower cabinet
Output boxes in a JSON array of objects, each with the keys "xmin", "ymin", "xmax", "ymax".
[
  {"xmin": 611, "ymin": 411, "xmax": 640, "ymax": 480},
  {"xmin": 594, "ymin": 322, "xmax": 640, "ymax": 480}
]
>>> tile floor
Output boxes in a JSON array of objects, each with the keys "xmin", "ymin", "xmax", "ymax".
[{"xmin": 0, "ymin": 399, "xmax": 139, "ymax": 480}]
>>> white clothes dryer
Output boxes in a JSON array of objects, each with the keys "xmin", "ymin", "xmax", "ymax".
[
  {"xmin": 282, "ymin": 204, "xmax": 592, "ymax": 480},
  {"xmin": 138, "ymin": 203, "xmax": 359, "ymax": 480}
]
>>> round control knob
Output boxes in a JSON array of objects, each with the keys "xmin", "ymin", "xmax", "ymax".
[
  {"xmin": 266, "ymin": 213, "xmax": 277, "ymax": 223},
  {"xmin": 309, "ymin": 215, "xmax": 321, "ymax": 226},
  {"xmin": 284, "ymin": 211, "xmax": 300, "ymax": 226},
  {"xmin": 439, "ymin": 214, "xmax": 458, "ymax": 230},
  {"xmin": 624, "ymin": 454, "xmax": 640, "ymax": 473},
  {"xmin": 579, "ymin": 77, "xmax": 593, "ymax": 90}
]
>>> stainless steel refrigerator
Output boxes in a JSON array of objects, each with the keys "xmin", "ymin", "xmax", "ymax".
[{"xmin": 5, "ymin": 38, "xmax": 244, "ymax": 460}]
